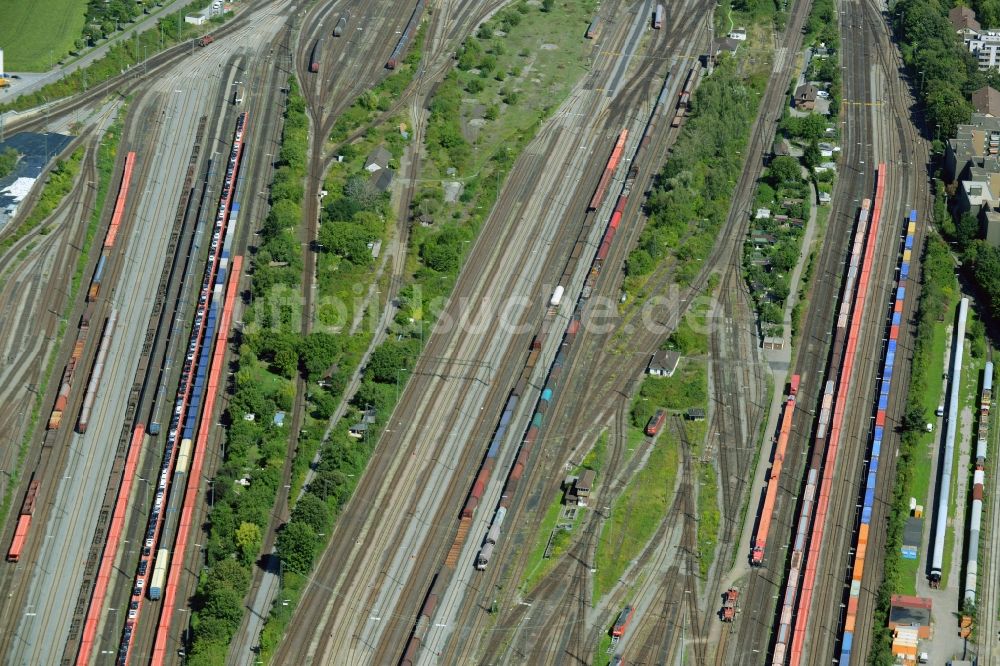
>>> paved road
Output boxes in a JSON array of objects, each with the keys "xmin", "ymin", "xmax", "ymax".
[{"xmin": 1, "ymin": 0, "xmax": 200, "ymax": 102}]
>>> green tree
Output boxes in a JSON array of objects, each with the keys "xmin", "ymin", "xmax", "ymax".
[
  {"xmin": 211, "ymin": 557, "xmax": 251, "ymax": 591},
  {"xmin": 299, "ymin": 332, "xmax": 341, "ymax": 379},
  {"xmin": 200, "ymin": 585, "xmax": 244, "ymax": 631},
  {"xmin": 956, "ymin": 212, "xmax": 980, "ymax": 249},
  {"xmin": 366, "ymin": 342, "xmax": 410, "ymax": 383},
  {"xmin": 542, "ymin": 0, "xmax": 554, "ymax": 10},
  {"xmin": 803, "ymin": 139, "xmax": 821, "ymax": 171},
  {"xmin": 0, "ymin": 148, "xmax": 20, "ymax": 179},
  {"xmin": 292, "ymin": 492, "xmax": 331, "ymax": 533},
  {"xmin": 235, "ymin": 521, "xmax": 262, "ymax": 565},
  {"xmin": 277, "ymin": 520, "xmax": 319, "ymax": 574},
  {"xmin": 767, "ymin": 156, "xmax": 802, "ymax": 186}
]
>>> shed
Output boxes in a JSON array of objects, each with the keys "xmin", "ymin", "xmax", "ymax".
[
  {"xmin": 371, "ymin": 168, "xmax": 394, "ymax": 192},
  {"xmin": 575, "ymin": 469, "xmax": 596, "ymax": 506},
  {"xmin": 348, "ymin": 422, "xmax": 368, "ymax": 439},
  {"xmin": 685, "ymin": 408, "xmax": 705, "ymax": 421},
  {"xmin": 794, "ymin": 83, "xmax": 818, "ymax": 110},
  {"xmin": 889, "ymin": 595, "xmax": 932, "ymax": 640},
  {"xmin": 273, "ymin": 411, "xmax": 286, "ymax": 427},
  {"xmin": 365, "ymin": 146, "xmax": 392, "ymax": 173},
  {"xmin": 763, "ymin": 336, "xmax": 784, "ymax": 350},
  {"xmin": 647, "ymin": 350, "xmax": 681, "ymax": 377}
]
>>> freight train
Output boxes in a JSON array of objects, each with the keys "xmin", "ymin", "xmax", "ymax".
[
  {"xmin": 386, "ymin": 0, "xmax": 425, "ymax": 69},
  {"xmin": 750, "ymin": 374, "xmax": 799, "ymax": 566},
  {"xmin": 334, "ymin": 13, "xmax": 349, "ymax": 36},
  {"xmin": 588, "ymin": 129, "xmax": 628, "ymax": 211},
  {"xmin": 671, "ymin": 67, "xmax": 699, "ymax": 128},
  {"xmin": 115, "ymin": 112, "xmax": 247, "ymax": 665},
  {"xmin": 6, "ymin": 477, "xmax": 39, "ymax": 562},
  {"xmin": 49, "ymin": 152, "xmax": 136, "ymax": 430},
  {"xmin": 586, "ymin": 16, "xmax": 600, "ymax": 39},
  {"xmin": 965, "ymin": 361, "xmax": 991, "ymax": 604},
  {"xmin": 76, "ymin": 310, "xmax": 118, "ymax": 434},
  {"xmin": 837, "ymin": 208, "xmax": 916, "ymax": 665},
  {"xmin": 77, "ymin": 426, "xmax": 145, "ymax": 666},
  {"xmin": 773, "ymin": 165, "xmax": 886, "ymax": 666}
]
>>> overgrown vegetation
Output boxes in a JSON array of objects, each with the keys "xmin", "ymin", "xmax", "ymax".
[
  {"xmin": 0, "ymin": 148, "xmax": 19, "ymax": 179},
  {"xmin": 870, "ymin": 236, "xmax": 957, "ymax": 664},
  {"xmin": 624, "ymin": 55, "xmax": 768, "ymax": 295},
  {"xmin": 595, "ymin": 362, "xmax": 708, "ymax": 600},
  {"xmin": 328, "ymin": 22, "xmax": 426, "ymax": 143}
]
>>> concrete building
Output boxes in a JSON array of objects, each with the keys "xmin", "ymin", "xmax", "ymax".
[
  {"xmin": 969, "ymin": 31, "xmax": 1000, "ymax": 69},
  {"xmin": 945, "ymin": 113, "xmax": 1000, "ymax": 182}
]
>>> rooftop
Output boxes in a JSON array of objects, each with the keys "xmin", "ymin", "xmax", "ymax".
[
  {"xmin": 973, "ymin": 85, "xmax": 1000, "ymax": 116},
  {"xmin": 950, "ymin": 6, "xmax": 981, "ymax": 32}
]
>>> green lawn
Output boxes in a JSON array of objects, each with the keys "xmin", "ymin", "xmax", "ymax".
[
  {"xmin": 519, "ymin": 492, "xmax": 566, "ymax": 592},
  {"xmin": 0, "ymin": 0, "xmax": 87, "ymax": 71},
  {"xmin": 631, "ymin": 360, "xmax": 708, "ymax": 429}
]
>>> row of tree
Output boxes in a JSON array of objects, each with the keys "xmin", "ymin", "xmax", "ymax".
[{"xmin": 892, "ymin": 0, "xmax": 1000, "ymax": 139}]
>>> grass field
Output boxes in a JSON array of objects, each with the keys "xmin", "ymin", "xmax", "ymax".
[
  {"xmin": 519, "ymin": 492, "xmax": 566, "ymax": 592},
  {"xmin": 0, "ymin": 0, "xmax": 87, "ymax": 71},
  {"xmin": 593, "ymin": 426, "xmax": 681, "ymax": 602}
]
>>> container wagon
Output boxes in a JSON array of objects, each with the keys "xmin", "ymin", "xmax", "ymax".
[
  {"xmin": 148, "ymin": 548, "xmax": 169, "ymax": 600},
  {"xmin": 6, "ymin": 478, "xmax": 39, "ymax": 562},
  {"xmin": 387, "ymin": 0, "xmax": 426, "ymax": 69},
  {"xmin": 310, "ymin": 38, "xmax": 324, "ymax": 73},
  {"xmin": 334, "ymin": 14, "xmax": 349, "ymax": 36}
]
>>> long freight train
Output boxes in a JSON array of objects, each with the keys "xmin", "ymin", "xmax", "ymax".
[
  {"xmin": 750, "ymin": 374, "xmax": 799, "ymax": 566},
  {"xmin": 837, "ymin": 209, "xmax": 916, "ymax": 664}
]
